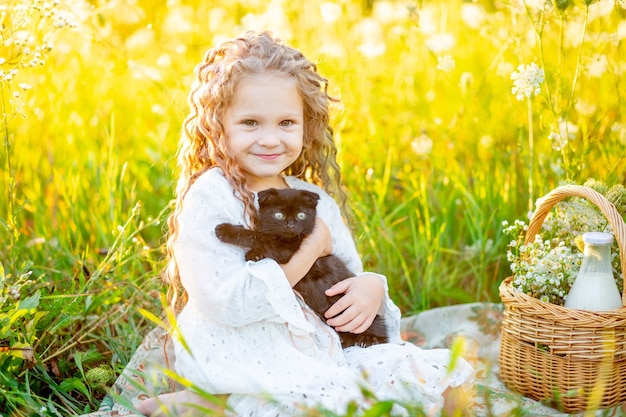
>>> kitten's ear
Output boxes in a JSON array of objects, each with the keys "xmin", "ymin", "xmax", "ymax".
[
  {"xmin": 302, "ymin": 191, "xmax": 320, "ymax": 207},
  {"xmin": 258, "ymin": 188, "xmax": 279, "ymax": 205}
]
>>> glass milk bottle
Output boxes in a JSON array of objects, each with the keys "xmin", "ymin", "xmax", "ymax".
[{"xmin": 565, "ymin": 232, "xmax": 622, "ymax": 311}]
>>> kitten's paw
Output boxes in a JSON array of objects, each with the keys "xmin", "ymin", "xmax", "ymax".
[
  {"xmin": 245, "ymin": 250, "xmax": 264, "ymax": 262},
  {"xmin": 215, "ymin": 223, "xmax": 236, "ymax": 241}
]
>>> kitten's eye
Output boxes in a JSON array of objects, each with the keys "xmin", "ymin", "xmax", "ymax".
[
  {"xmin": 296, "ymin": 212, "xmax": 306, "ymax": 220},
  {"xmin": 274, "ymin": 212, "xmax": 285, "ymax": 220}
]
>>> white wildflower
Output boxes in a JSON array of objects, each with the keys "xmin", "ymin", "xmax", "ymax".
[
  {"xmin": 586, "ymin": 54, "xmax": 608, "ymax": 78},
  {"xmin": 354, "ymin": 18, "xmax": 386, "ymax": 58},
  {"xmin": 510, "ymin": 62, "xmax": 544, "ymax": 101},
  {"xmin": 437, "ymin": 55, "xmax": 455, "ymax": 72},
  {"xmin": 320, "ymin": 2, "xmax": 342, "ymax": 24},
  {"xmin": 411, "ymin": 132, "xmax": 433, "ymax": 157},
  {"xmin": 373, "ymin": 1, "xmax": 407, "ymax": 23},
  {"xmin": 425, "ymin": 33, "xmax": 455, "ymax": 53},
  {"xmin": 461, "ymin": 3, "xmax": 485, "ymax": 29}
]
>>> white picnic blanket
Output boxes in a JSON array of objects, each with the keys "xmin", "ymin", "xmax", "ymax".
[{"xmin": 80, "ymin": 303, "xmax": 624, "ymax": 416}]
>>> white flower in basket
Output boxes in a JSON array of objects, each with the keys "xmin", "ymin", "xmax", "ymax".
[
  {"xmin": 498, "ymin": 182, "xmax": 626, "ymax": 413},
  {"xmin": 503, "ymin": 180, "xmax": 626, "ymax": 306}
]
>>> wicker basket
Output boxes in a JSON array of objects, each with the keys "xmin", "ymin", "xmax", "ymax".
[{"xmin": 499, "ymin": 185, "xmax": 626, "ymax": 413}]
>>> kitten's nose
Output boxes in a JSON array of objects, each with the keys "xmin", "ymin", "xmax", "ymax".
[{"xmin": 287, "ymin": 220, "xmax": 295, "ymax": 228}]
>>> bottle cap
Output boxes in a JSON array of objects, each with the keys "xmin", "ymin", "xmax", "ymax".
[{"xmin": 582, "ymin": 231, "xmax": 614, "ymax": 245}]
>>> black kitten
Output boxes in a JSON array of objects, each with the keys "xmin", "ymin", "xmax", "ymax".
[{"xmin": 215, "ymin": 188, "xmax": 388, "ymax": 348}]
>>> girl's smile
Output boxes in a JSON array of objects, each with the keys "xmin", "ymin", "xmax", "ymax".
[
  {"xmin": 223, "ymin": 73, "xmax": 304, "ymax": 192},
  {"xmin": 254, "ymin": 153, "xmax": 281, "ymax": 160}
]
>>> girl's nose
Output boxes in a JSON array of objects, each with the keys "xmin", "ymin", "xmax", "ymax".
[{"xmin": 257, "ymin": 128, "xmax": 281, "ymax": 147}]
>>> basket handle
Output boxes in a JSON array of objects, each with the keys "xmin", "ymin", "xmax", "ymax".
[{"xmin": 524, "ymin": 185, "xmax": 626, "ymax": 302}]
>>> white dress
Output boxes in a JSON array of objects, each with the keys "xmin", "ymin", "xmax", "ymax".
[{"xmin": 172, "ymin": 168, "xmax": 473, "ymax": 416}]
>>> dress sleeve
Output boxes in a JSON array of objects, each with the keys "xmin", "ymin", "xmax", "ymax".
[
  {"xmin": 294, "ymin": 180, "xmax": 404, "ymax": 343},
  {"xmin": 174, "ymin": 171, "xmax": 313, "ymax": 335}
]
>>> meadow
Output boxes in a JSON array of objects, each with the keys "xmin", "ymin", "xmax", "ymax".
[{"xmin": 1, "ymin": 0, "xmax": 625, "ymax": 415}]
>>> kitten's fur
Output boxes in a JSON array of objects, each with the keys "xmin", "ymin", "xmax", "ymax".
[{"xmin": 215, "ymin": 188, "xmax": 388, "ymax": 348}]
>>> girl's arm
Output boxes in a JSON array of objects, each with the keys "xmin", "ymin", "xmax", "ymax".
[{"xmin": 280, "ymin": 217, "xmax": 333, "ymax": 287}]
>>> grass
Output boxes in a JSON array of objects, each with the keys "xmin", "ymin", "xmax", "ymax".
[{"xmin": 1, "ymin": 0, "xmax": 625, "ymax": 415}]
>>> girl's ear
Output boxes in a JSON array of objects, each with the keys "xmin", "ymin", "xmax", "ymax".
[{"xmin": 258, "ymin": 188, "xmax": 279, "ymax": 205}]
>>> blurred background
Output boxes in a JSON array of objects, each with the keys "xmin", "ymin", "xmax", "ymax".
[{"xmin": 1, "ymin": 0, "xmax": 625, "ymax": 414}]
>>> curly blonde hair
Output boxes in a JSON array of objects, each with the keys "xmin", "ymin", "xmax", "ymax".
[{"xmin": 164, "ymin": 31, "xmax": 346, "ymax": 312}]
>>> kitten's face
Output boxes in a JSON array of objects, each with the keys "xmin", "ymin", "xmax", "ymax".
[{"xmin": 257, "ymin": 189, "xmax": 319, "ymax": 238}]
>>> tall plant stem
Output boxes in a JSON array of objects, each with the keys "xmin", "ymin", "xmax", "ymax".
[
  {"xmin": 527, "ymin": 96, "xmax": 534, "ymax": 212},
  {"xmin": 566, "ymin": 5, "xmax": 589, "ymax": 116},
  {"xmin": 1, "ymin": 84, "xmax": 15, "ymax": 232}
]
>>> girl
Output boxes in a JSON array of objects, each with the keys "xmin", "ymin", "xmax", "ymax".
[{"xmin": 138, "ymin": 31, "xmax": 473, "ymax": 416}]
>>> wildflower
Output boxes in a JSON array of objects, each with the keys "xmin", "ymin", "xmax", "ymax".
[
  {"xmin": 461, "ymin": 3, "xmax": 485, "ymax": 29},
  {"xmin": 373, "ymin": 1, "xmax": 407, "ymax": 23},
  {"xmin": 548, "ymin": 131, "xmax": 567, "ymax": 151},
  {"xmin": 319, "ymin": 43, "xmax": 344, "ymax": 58},
  {"xmin": 575, "ymin": 99, "xmax": 596, "ymax": 116},
  {"xmin": 460, "ymin": 72, "xmax": 474, "ymax": 95},
  {"xmin": 555, "ymin": 119, "xmax": 578, "ymax": 147},
  {"xmin": 437, "ymin": 55, "xmax": 455, "ymax": 72},
  {"xmin": 354, "ymin": 18, "xmax": 386, "ymax": 58},
  {"xmin": 9, "ymin": 287, "xmax": 20, "ymax": 299},
  {"xmin": 411, "ymin": 132, "xmax": 433, "ymax": 157},
  {"xmin": 320, "ymin": 2, "xmax": 342, "ymax": 24},
  {"xmin": 586, "ymin": 54, "xmax": 608, "ymax": 78},
  {"xmin": 510, "ymin": 62, "xmax": 544, "ymax": 101},
  {"xmin": 425, "ymin": 33, "xmax": 456, "ymax": 53}
]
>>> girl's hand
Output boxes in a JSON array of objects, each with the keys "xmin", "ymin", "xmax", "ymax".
[
  {"xmin": 302, "ymin": 217, "xmax": 333, "ymax": 258},
  {"xmin": 282, "ymin": 218, "xmax": 332, "ymax": 287},
  {"xmin": 323, "ymin": 274, "xmax": 384, "ymax": 334}
]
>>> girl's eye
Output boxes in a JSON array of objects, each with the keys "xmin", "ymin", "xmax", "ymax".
[
  {"xmin": 274, "ymin": 212, "xmax": 284, "ymax": 220},
  {"xmin": 296, "ymin": 212, "xmax": 306, "ymax": 220},
  {"xmin": 279, "ymin": 120, "xmax": 293, "ymax": 127},
  {"xmin": 243, "ymin": 120, "xmax": 257, "ymax": 126}
]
